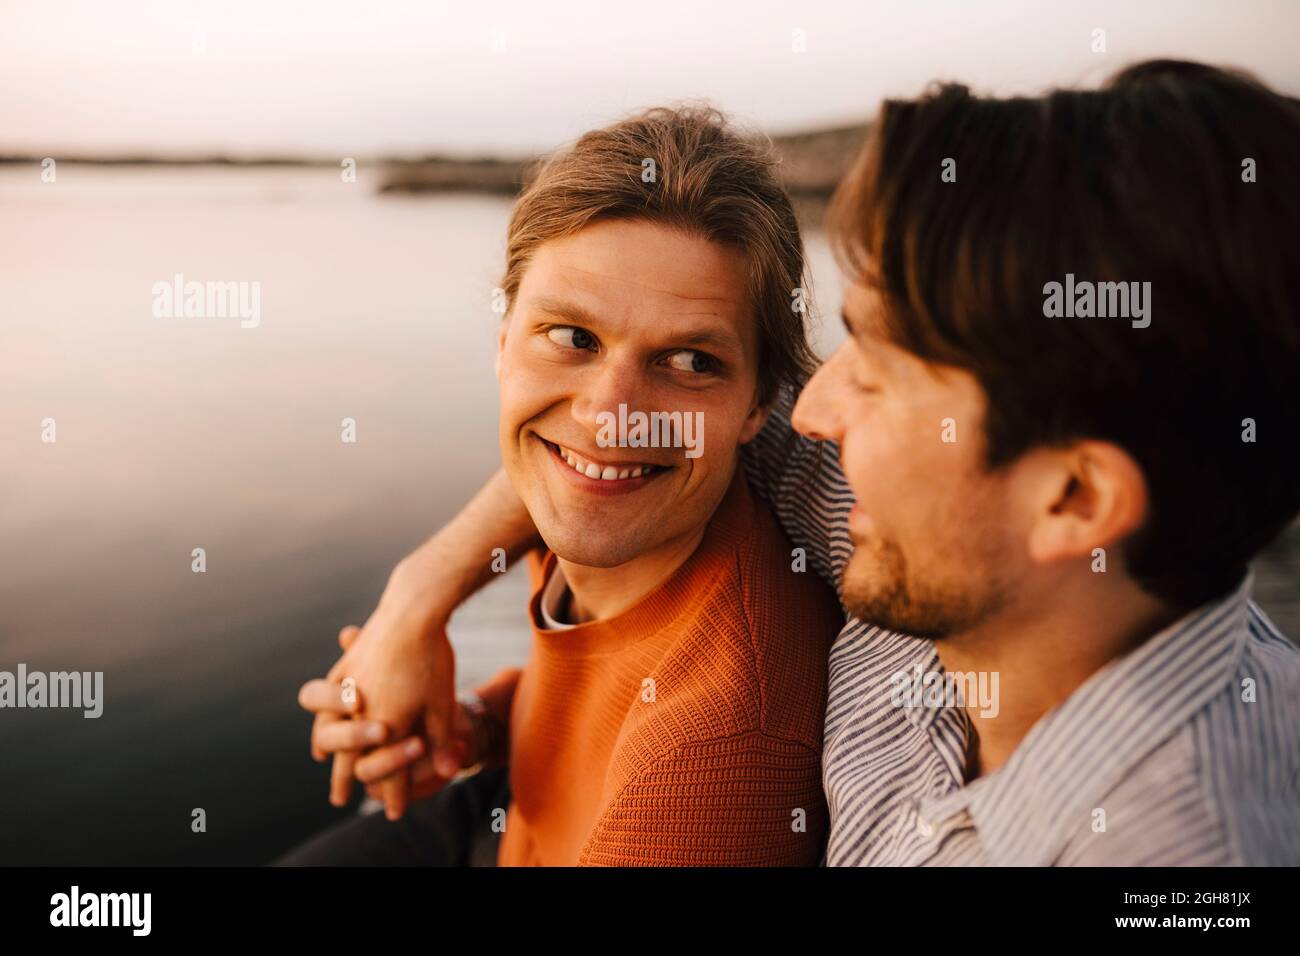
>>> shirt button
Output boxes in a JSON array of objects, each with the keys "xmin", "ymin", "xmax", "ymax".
[{"xmin": 916, "ymin": 816, "xmax": 935, "ymax": 838}]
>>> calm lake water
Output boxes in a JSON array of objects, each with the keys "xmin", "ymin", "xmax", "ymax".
[
  {"xmin": 0, "ymin": 165, "xmax": 845, "ymax": 864},
  {"xmin": 0, "ymin": 167, "xmax": 1294, "ymax": 864}
]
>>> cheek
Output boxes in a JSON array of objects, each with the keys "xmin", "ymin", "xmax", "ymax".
[
  {"xmin": 498, "ymin": 346, "xmax": 559, "ymax": 415},
  {"xmin": 684, "ymin": 394, "xmax": 756, "ymax": 468},
  {"xmin": 839, "ymin": 408, "xmax": 971, "ymax": 516},
  {"xmin": 835, "ymin": 411, "xmax": 895, "ymax": 500}
]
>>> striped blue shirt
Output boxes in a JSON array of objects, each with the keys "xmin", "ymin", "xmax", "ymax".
[{"xmin": 744, "ymin": 389, "xmax": 1300, "ymax": 865}]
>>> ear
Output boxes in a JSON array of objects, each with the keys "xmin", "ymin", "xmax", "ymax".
[
  {"xmin": 1024, "ymin": 440, "xmax": 1149, "ymax": 566},
  {"xmin": 737, "ymin": 391, "xmax": 772, "ymax": 446}
]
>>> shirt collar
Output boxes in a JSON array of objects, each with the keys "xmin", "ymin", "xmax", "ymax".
[
  {"xmin": 538, "ymin": 561, "xmax": 576, "ymax": 630},
  {"xmin": 919, "ymin": 574, "xmax": 1254, "ymax": 866}
]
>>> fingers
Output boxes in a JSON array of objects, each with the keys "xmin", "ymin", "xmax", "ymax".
[
  {"xmin": 298, "ymin": 678, "xmax": 363, "ymax": 716},
  {"xmin": 409, "ymin": 749, "xmax": 455, "ymax": 789},
  {"xmin": 304, "ymin": 668, "xmax": 360, "ymax": 761},
  {"xmin": 363, "ymin": 744, "xmax": 453, "ymax": 806},
  {"xmin": 427, "ymin": 700, "xmax": 464, "ymax": 778},
  {"xmin": 338, "ymin": 624, "xmax": 361, "ymax": 651},
  {"xmin": 355, "ymin": 737, "xmax": 426, "ymax": 783},
  {"xmin": 406, "ymin": 748, "xmax": 460, "ymax": 802},
  {"xmin": 326, "ymin": 654, "xmax": 347, "ymax": 683},
  {"xmin": 308, "ymin": 626, "xmax": 363, "ymax": 766},
  {"xmin": 324, "ymin": 627, "xmax": 360, "ymax": 686},
  {"xmin": 330, "ymin": 751, "xmax": 357, "ymax": 807},
  {"xmin": 310, "ymin": 711, "xmax": 339, "ymax": 762},
  {"xmin": 314, "ymin": 718, "xmax": 388, "ymax": 753},
  {"xmin": 379, "ymin": 769, "xmax": 410, "ymax": 822}
]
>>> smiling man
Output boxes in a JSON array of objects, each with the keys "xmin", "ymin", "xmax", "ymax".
[
  {"xmin": 485, "ymin": 203, "xmax": 843, "ymax": 864},
  {"xmin": 498, "ymin": 219, "xmax": 758, "ymax": 603},
  {"xmin": 288, "ymin": 107, "xmax": 843, "ymax": 866}
]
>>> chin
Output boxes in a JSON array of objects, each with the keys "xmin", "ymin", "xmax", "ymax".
[
  {"xmin": 537, "ymin": 522, "xmax": 648, "ymax": 569},
  {"xmin": 840, "ymin": 545, "xmax": 934, "ymax": 639},
  {"xmin": 841, "ymin": 546, "xmax": 1004, "ymax": 642},
  {"xmin": 840, "ymin": 570, "xmax": 898, "ymax": 632}
]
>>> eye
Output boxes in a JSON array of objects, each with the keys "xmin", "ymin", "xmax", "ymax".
[
  {"xmin": 851, "ymin": 371, "xmax": 880, "ymax": 395},
  {"xmin": 849, "ymin": 351, "xmax": 880, "ymax": 393},
  {"xmin": 546, "ymin": 326, "xmax": 596, "ymax": 351},
  {"xmin": 664, "ymin": 349, "xmax": 717, "ymax": 374}
]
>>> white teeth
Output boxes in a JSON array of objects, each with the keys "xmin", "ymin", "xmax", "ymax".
[{"xmin": 550, "ymin": 441, "xmax": 657, "ymax": 481}]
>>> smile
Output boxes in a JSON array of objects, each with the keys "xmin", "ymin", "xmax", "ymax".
[{"xmin": 539, "ymin": 437, "xmax": 668, "ymax": 482}]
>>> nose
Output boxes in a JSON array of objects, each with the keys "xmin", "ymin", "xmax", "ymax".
[
  {"xmin": 569, "ymin": 354, "xmax": 650, "ymax": 444},
  {"xmin": 791, "ymin": 342, "xmax": 850, "ymax": 442}
]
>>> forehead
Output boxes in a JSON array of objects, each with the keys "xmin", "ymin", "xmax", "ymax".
[
  {"xmin": 517, "ymin": 219, "xmax": 750, "ymax": 326},
  {"xmin": 842, "ymin": 281, "xmax": 977, "ymax": 395},
  {"xmin": 841, "ymin": 282, "xmax": 908, "ymax": 377},
  {"xmin": 842, "ymin": 281, "xmax": 892, "ymax": 341}
]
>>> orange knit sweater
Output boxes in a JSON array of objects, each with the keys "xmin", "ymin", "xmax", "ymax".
[{"xmin": 471, "ymin": 469, "xmax": 842, "ymax": 866}]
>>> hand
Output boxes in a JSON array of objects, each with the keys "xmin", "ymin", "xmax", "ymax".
[
  {"xmin": 298, "ymin": 636, "xmax": 478, "ymax": 810},
  {"xmin": 298, "ymin": 466, "xmax": 538, "ymax": 820},
  {"xmin": 298, "ymin": 585, "xmax": 460, "ymax": 819},
  {"xmin": 354, "ymin": 703, "xmax": 479, "ymax": 805},
  {"xmin": 297, "ymin": 625, "xmax": 393, "ymax": 808}
]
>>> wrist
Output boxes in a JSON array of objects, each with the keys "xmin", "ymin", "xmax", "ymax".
[{"xmin": 386, "ymin": 548, "xmax": 463, "ymax": 627}]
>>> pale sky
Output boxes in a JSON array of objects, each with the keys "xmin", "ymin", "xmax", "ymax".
[{"xmin": 2, "ymin": 0, "xmax": 1297, "ymax": 157}]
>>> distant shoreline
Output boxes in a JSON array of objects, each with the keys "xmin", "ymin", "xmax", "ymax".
[{"xmin": 0, "ymin": 122, "xmax": 869, "ymax": 204}]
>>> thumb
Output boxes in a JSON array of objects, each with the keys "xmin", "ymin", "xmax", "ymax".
[
  {"xmin": 337, "ymin": 624, "xmax": 361, "ymax": 651},
  {"xmin": 425, "ymin": 701, "xmax": 461, "ymax": 778}
]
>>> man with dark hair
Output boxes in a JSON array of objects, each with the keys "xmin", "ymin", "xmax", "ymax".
[
  {"xmin": 299, "ymin": 60, "xmax": 1300, "ymax": 865},
  {"xmin": 780, "ymin": 59, "xmax": 1300, "ymax": 864}
]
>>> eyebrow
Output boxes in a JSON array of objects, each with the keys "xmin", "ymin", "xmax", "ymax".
[
  {"xmin": 530, "ymin": 295, "xmax": 599, "ymax": 326},
  {"xmin": 668, "ymin": 325, "xmax": 745, "ymax": 355},
  {"xmin": 841, "ymin": 308, "xmax": 896, "ymax": 377},
  {"xmin": 529, "ymin": 295, "xmax": 745, "ymax": 356}
]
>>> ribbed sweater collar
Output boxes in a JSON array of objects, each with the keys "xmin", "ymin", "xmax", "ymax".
[{"xmin": 527, "ymin": 468, "xmax": 754, "ymax": 656}]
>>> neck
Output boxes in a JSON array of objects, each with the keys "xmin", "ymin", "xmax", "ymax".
[
  {"xmin": 939, "ymin": 573, "xmax": 1182, "ymax": 781},
  {"xmin": 557, "ymin": 524, "xmax": 709, "ymax": 623}
]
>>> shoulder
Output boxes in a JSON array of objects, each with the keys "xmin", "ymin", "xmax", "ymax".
[
  {"xmin": 1194, "ymin": 605, "xmax": 1300, "ymax": 863},
  {"xmin": 1240, "ymin": 601, "xmax": 1300, "ymax": 688},
  {"xmin": 725, "ymin": 476, "xmax": 845, "ymax": 659},
  {"xmin": 1059, "ymin": 612, "xmax": 1300, "ymax": 865},
  {"xmin": 656, "ymin": 476, "xmax": 840, "ymax": 744},
  {"xmin": 579, "ymin": 729, "xmax": 828, "ymax": 866},
  {"xmin": 598, "ymin": 476, "xmax": 841, "ymax": 778},
  {"xmin": 1054, "ymin": 726, "xmax": 1236, "ymax": 864}
]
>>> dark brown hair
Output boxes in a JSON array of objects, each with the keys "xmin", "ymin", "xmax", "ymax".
[
  {"xmin": 828, "ymin": 60, "xmax": 1300, "ymax": 609},
  {"xmin": 502, "ymin": 105, "xmax": 818, "ymax": 406}
]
